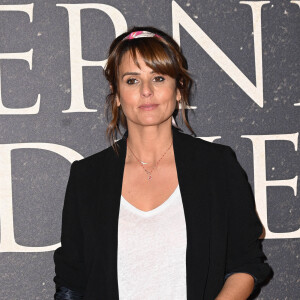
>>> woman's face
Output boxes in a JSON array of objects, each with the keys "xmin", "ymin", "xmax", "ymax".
[{"xmin": 116, "ymin": 51, "xmax": 181, "ymax": 129}]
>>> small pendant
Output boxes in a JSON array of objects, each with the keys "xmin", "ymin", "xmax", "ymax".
[{"xmin": 148, "ymin": 175, "xmax": 152, "ymax": 180}]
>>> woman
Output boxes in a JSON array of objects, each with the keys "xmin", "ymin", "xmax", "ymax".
[{"xmin": 53, "ymin": 26, "xmax": 271, "ymax": 299}]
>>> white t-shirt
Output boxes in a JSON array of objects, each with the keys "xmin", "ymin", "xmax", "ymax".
[{"xmin": 117, "ymin": 185, "xmax": 187, "ymax": 300}]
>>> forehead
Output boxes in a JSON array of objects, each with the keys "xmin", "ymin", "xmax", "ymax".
[{"xmin": 119, "ymin": 51, "xmax": 149, "ymax": 73}]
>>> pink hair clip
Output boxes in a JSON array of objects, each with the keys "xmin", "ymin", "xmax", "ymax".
[{"xmin": 123, "ymin": 30, "xmax": 162, "ymax": 40}]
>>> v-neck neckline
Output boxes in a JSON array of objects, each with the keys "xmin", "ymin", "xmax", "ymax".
[
  {"xmin": 120, "ymin": 185, "xmax": 180, "ymax": 217},
  {"xmin": 94, "ymin": 125, "xmax": 212, "ymax": 299}
]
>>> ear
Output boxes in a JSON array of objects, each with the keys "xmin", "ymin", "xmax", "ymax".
[
  {"xmin": 176, "ymin": 88, "xmax": 181, "ymax": 102},
  {"xmin": 116, "ymin": 94, "xmax": 121, "ymax": 107},
  {"xmin": 110, "ymin": 84, "xmax": 121, "ymax": 107}
]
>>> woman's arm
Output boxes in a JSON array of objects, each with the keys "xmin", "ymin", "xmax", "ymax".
[
  {"xmin": 221, "ymin": 146, "xmax": 271, "ymax": 295},
  {"xmin": 53, "ymin": 161, "xmax": 86, "ymax": 299},
  {"xmin": 54, "ymin": 285, "xmax": 84, "ymax": 300},
  {"xmin": 215, "ymin": 273, "xmax": 254, "ymax": 300}
]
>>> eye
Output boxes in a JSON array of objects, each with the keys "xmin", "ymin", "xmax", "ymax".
[
  {"xmin": 153, "ymin": 76, "xmax": 165, "ymax": 82},
  {"xmin": 126, "ymin": 78, "xmax": 138, "ymax": 85}
]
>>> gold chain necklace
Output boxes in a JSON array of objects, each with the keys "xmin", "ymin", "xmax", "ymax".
[{"xmin": 126, "ymin": 139, "xmax": 173, "ymax": 180}]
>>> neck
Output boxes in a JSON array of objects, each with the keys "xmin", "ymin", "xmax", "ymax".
[{"xmin": 126, "ymin": 121, "xmax": 173, "ymax": 164}]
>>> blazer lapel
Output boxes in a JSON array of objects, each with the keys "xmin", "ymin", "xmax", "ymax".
[
  {"xmin": 172, "ymin": 127, "xmax": 211, "ymax": 299},
  {"xmin": 94, "ymin": 127, "xmax": 211, "ymax": 299},
  {"xmin": 91, "ymin": 137, "xmax": 127, "ymax": 299}
]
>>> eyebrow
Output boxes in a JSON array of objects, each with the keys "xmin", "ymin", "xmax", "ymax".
[{"xmin": 121, "ymin": 71, "xmax": 155, "ymax": 79}]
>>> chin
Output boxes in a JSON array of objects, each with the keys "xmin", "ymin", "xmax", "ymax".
[{"xmin": 139, "ymin": 118, "xmax": 172, "ymax": 127}]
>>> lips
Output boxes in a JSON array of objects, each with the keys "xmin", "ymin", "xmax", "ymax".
[{"xmin": 139, "ymin": 104, "xmax": 159, "ymax": 111}]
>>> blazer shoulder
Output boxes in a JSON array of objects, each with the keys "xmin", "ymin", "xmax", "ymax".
[
  {"xmin": 72, "ymin": 142, "xmax": 120, "ymax": 173},
  {"xmin": 176, "ymin": 129, "xmax": 232, "ymax": 158}
]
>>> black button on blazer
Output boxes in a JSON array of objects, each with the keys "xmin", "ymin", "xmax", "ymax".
[{"xmin": 53, "ymin": 126, "xmax": 271, "ymax": 299}]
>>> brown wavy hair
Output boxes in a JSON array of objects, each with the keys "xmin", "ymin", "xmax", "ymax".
[{"xmin": 104, "ymin": 26, "xmax": 195, "ymax": 153}]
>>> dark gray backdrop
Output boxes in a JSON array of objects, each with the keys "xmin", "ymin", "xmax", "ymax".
[{"xmin": 0, "ymin": 0, "xmax": 299, "ymax": 299}]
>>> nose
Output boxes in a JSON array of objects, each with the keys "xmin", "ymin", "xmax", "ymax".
[{"xmin": 140, "ymin": 81, "xmax": 153, "ymax": 98}]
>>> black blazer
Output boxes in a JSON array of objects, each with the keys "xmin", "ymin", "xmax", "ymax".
[{"xmin": 53, "ymin": 126, "xmax": 271, "ymax": 299}]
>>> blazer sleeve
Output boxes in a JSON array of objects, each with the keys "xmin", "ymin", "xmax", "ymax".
[
  {"xmin": 223, "ymin": 146, "xmax": 271, "ymax": 286},
  {"xmin": 53, "ymin": 160, "xmax": 86, "ymax": 298}
]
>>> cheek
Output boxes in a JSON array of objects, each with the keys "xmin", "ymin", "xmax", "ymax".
[
  {"xmin": 119, "ymin": 89, "xmax": 139, "ymax": 112},
  {"xmin": 158, "ymin": 87, "xmax": 178, "ymax": 104}
]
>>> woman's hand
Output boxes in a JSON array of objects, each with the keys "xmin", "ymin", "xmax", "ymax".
[{"xmin": 215, "ymin": 273, "xmax": 255, "ymax": 300}]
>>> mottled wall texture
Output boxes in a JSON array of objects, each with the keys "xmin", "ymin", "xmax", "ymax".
[{"xmin": 0, "ymin": 0, "xmax": 299, "ymax": 299}]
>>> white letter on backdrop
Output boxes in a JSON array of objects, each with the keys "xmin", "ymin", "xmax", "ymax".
[
  {"xmin": 291, "ymin": 1, "xmax": 300, "ymax": 106},
  {"xmin": 0, "ymin": 4, "xmax": 40, "ymax": 115},
  {"xmin": 0, "ymin": 143, "xmax": 82, "ymax": 252},
  {"xmin": 56, "ymin": 4, "xmax": 127, "ymax": 112},
  {"xmin": 242, "ymin": 133, "xmax": 299, "ymax": 239},
  {"xmin": 172, "ymin": 0, "xmax": 269, "ymax": 107}
]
